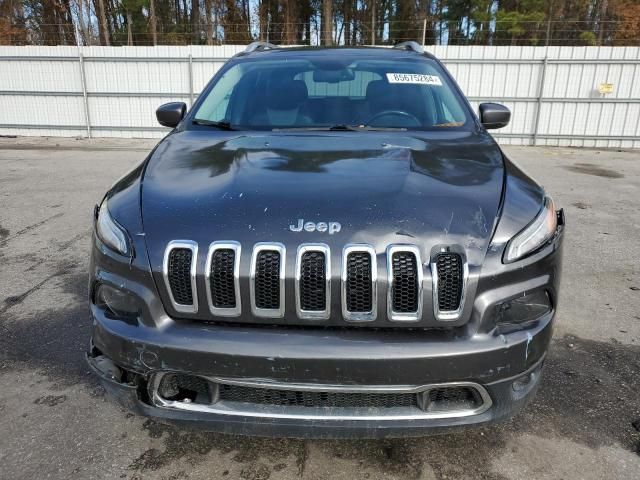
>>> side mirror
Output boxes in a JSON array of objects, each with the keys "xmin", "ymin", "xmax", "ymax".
[
  {"xmin": 479, "ymin": 103, "xmax": 511, "ymax": 129},
  {"xmin": 156, "ymin": 102, "xmax": 187, "ymax": 128}
]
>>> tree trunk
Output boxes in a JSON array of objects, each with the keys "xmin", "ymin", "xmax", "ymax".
[
  {"xmin": 204, "ymin": 0, "xmax": 213, "ymax": 44},
  {"xmin": 283, "ymin": 0, "xmax": 298, "ymax": 44},
  {"xmin": 149, "ymin": 0, "xmax": 157, "ymax": 45},
  {"xmin": 371, "ymin": 1, "xmax": 375, "ymax": 44},
  {"xmin": 126, "ymin": 9, "xmax": 133, "ymax": 45},
  {"xmin": 322, "ymin": 0, "xmax": 332, "ymax": 45},
  {"xmin": 597, "ymin": 0, "xmax": 608, "ymax": 45},
  {"xmin": 95, "ymin": 0, "xmax": 110, "ymax": 45},
  {"xmin": 344, "ymin": 0, "xmax": 352, "ymax": 45},
  {"xmin": 76, "ymin": 0, "xmax": 91, "ymax": 45},
  {"xmin": 192, "ymin": 0, "xmax": 200, "ymax": 44}
]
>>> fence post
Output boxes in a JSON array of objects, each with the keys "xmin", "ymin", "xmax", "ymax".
[
  {"xmin": 78, "ymin": 51, "xmax": 91, "ymax": 138},
  {"xmin": 532, "ymin": 56, "xmax": 548, "ymax": 146},
  {"xmin": 188, "ymin": 53, "xmax": 194, "ymax": 107}
]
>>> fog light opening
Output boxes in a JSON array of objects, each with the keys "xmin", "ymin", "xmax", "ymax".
[
  {"xmin": 95, "ymin": 283, "xmax": 139, "ymax": 320},
  {"xmin": 157, "ymin": 373, "xmax": 216, "ymax": 405},
  {"xmin": 496, "ymin": 290, "xmax": 552, "ymax": 334}
]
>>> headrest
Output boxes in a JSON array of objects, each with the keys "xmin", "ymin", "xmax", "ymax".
[
  {"xmin": 265, "ymin": 79, "xmax": 308, "ymax": 110},
  {"xmin": 366, "ymin": 80, "xmax": 387, "ymax": 100}
]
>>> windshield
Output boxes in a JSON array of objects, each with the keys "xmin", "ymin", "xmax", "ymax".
[{"xmin": 193, "ymin": 52, "xmax": 471, "ymax": 130}]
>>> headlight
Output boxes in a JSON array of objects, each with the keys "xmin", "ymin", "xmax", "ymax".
[
  {"xmin": 96, "ymin": 200, "xmax": 130, "ymax": 256},
  {"xmin": 504, "ymin": 197, "xmax": 557, "ymax": 263}
]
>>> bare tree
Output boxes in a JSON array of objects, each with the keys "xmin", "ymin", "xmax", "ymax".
[
  {"xmin": 192, "ymin": 0, "xmax": 200, "ymax": 43},
  {"xmin": 204, "ymin": 0, "xmax": 214, "ymax": 44},
  {"xmin": 126, "ymin": 8, "xmax": 132, "ymax": 45},
  {"xmin": 149, "ymin": 0, "xmax": 157, "ymax": 45},
  {"xmin": 95, "ymin": 0, "xmax": 110, "ymax": 45},
  {"xmin": 322, "ymin": 0, "xmax": 332, "ymax": 45}
]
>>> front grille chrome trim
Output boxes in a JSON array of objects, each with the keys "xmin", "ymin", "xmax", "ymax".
[
  {"xmin": 341, "ymin": 244, "xmax": 377, "ymax": 322},
  {"xmin": 205, "ymin": 241, "xmax": 241, "ymax": 317},
  {"xmin": 250, "ymin": 242, "xmax": 286, "ymax": 318},
  {"xmin": 295, "ymin": 244, "xmax": 331, "ymax": 320},
  {"xmin": 431, "ymin": 250, "xmax": 469, "ymax": 322},
  {"xmin": 386, "ymin": 245, "xmax": 423, "ymax": 322},
  {"xmin": 163, "ymin": 240, "xmax": 199, "ymax": 314},
  {"xmin": 150, "ymin": 373, "xmax": 493, "ymax": 421}
]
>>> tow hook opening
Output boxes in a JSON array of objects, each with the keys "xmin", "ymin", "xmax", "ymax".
[
  {"xmin": 87, "ymin": 343, "xmax": 146, "ymax": 398},
  {"xmin": 511, "ymin": 361, "xmax": 544, "ymax": 398}
]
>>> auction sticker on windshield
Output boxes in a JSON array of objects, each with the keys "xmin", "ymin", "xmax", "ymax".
[{"xmin": 386, "ymin": 73, "xmax": 443, "ymax": 86}]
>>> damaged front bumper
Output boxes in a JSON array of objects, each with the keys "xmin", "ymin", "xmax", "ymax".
[{"xmin": 87, "ymin": 305, "xmax": 551, "ymax": 438}]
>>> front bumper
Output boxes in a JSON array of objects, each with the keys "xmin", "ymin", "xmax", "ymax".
[{"xmin": 89, "ymin": 305, "xmax": 551, "ymax": 438}]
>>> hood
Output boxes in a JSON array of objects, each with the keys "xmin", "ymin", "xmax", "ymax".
[{"xmin": 141, "ymin": 130, "xmax": 504, "ymax": 270}]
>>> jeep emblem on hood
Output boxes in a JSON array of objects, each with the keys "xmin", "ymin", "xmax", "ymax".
[{"xmin": 290, "ymin": 219, "xmax": 341, "ymax": 235}]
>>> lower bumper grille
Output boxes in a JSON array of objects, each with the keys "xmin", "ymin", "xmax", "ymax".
[
  {"xmin": 151, "ymin": 373, "xmax": 492, "ymax": 420},
  {"xmin": 218, "ymin": 384, "xmax": 418, "ymax": 409}
]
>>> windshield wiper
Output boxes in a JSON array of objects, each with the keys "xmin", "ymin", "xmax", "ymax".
[
  {"xmin": 193, "ymin": 119, "xmax": 236, "ymax": 130},
  {"xmin": 273, "ymin": 124, "xmax": 406, "ymax": 132}
]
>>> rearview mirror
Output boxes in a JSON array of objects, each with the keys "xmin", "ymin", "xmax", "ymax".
[
  {"xmin": 313, "ymin": 68, "xmax": 355, "ymax": 83},
  {"xmin": 156, "ymin": 102, "xmax": 187, "ymax": 128},
  {"xmin": 479, "ymin": 103, "xmax": 510, "ymax": 129}
]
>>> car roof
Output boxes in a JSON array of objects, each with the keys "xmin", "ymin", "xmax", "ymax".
[{"xmin": 233, "ymin": 45, "xmax": 439, "ymax": 63}]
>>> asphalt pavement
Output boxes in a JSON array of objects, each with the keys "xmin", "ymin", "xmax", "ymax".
[{"xmin": 0, "ymin": 137, "xmax": 638, "ymax": 480}]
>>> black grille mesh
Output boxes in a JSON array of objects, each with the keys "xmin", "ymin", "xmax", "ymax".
[
  {"xmin": 346, "ymin": 252, "xmax": 373, "ymax": 312},
  {"xmin": 218, "ymin": 384, "xmax": 418, "ymax": 409},
  {"xmin": 425, "ymin": 386, "xmax": 481, "ymax": 412},
  {"xmin": 209, "ymin": 249, "xmax": 236, "ymax": 308},
  {"xmin": 254, "ymin": 250, "xmax": 281, "ymax": 310},
  {"xmin": 436, "ymin": 253, "xmax": 463, "ymax": 311},
  {"xmin": 300, "ymin": 251, "xmax": 326, "ymax": 311},
  {"xmin": 391, "ymin": 252, "xmax": 419, "ymax": 313},
  {"xmin": 168, "ymin": 248, "xmax": 193, "ymax": 305},
  {"xmin": 158, "ymin": 374, "xmax": 210, "ymax": 400}
]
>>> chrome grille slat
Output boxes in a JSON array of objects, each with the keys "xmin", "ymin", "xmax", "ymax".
[
  {"xmin": 341, "ymin": 244, "xmax": 377, "ymax": 322},
  {"xmin": 431, "ymin": 250, "xmax": 468, "ymax": 322},
  {"xmin": 295, "ymin": 244, "xmax": 331, "ymax": 320},
  {"xmin": 386, "ymin": 245, "xmax": 423, "ymax": 322},
  {"xmin": 205, "ymin": 241, "xmax": 241, "ymax": 317},
  {"xmin": 250, "ymin": 243, "xmax": 286, "ymax": 318},
  {"xmin": 163, "ymin": 240, "xmax": 198, "ymax": 313}
]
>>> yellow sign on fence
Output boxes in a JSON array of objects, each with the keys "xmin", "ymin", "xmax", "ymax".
[{"xmin": 598, "ymin": 83, "xmax": 614, "ymax": 94}]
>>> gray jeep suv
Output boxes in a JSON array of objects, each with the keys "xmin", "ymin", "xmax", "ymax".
[{"xmin": 87, "ymin": 42, "xmax": 565, "ymax": 438}]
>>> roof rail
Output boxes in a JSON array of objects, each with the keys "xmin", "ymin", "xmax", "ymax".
[
  {"xmin": 243, "ymin": 41, "xmax": 279, "ymax": 53},
  {"xmin": 393, "ymin": 41, "xmax": 424, "ymax": 54}
]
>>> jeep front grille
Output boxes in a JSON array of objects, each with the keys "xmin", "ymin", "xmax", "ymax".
[
  {"xmin": 435, "ymin": 253, "xmax": 463, "ymax": 311},
  {"xmin": 168, "ymin": 249, "xmax": 193, "ymax": 304},
  {"xmin": 342, "ymin": 245, "xmax": 377, "ymax": 321},
  {"xmin": 205, "ymin": 241, "xmax": 241, "ymax": 316},
  {"xmin": 432, "ymin": 251, "xmax": 467, "ymax": 321},
  {"xmin": 387, "ymin": 245, "xmax": 423, "ymax": 322},
  {"xmin": 163, "ymin": 240, "xmax": 198, "ymax": 313},
  {"xmin": 250, "ymin": 243, "xmax": 286, "ymax": 318},
  {"xmin": 163, "ymin": 241, "xmax": 467, "ymax": 323},
  {"xmin": 210, "ymin": 250, "xmax": 236, "ymax": 307},
  {"xmin": 391, "ymin": 253, "xmax": 418, "ymax": 312},
  {"xmin": 296, "ymin": 244, "xmax": 330, "ymax": 319}
]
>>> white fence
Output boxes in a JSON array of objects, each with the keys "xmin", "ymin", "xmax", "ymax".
[{"xmin": 1, "ymin": 45, "xmax": 639, "ymax": 148}]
